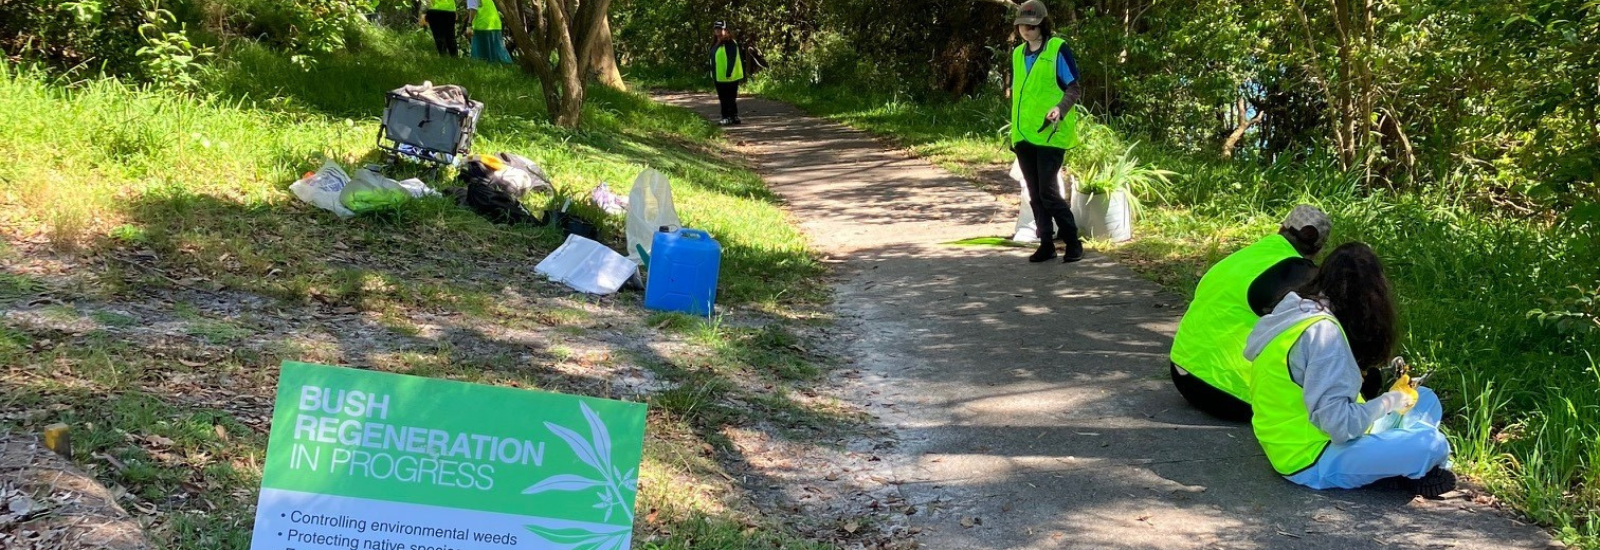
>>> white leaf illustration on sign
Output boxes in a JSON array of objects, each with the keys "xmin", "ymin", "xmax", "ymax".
[
  {"xmin": 526, "ymin": 401, "xmax": 636, "ymax": 548},
  {"xmin": 521, "ymin": 474, "xmax": 604, "ymax": 495},
  {"xmin": 544, "ymin": 422, "xmax": 603, "ymax": 472},
  {"xmin": 582, "ymin": 402, "xmax": 613, "ymax": 473}
]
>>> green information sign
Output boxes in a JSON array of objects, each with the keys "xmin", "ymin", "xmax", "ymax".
[{"xmin": 250, "ymin": 361, "xmax": 647, "ymax": 550}]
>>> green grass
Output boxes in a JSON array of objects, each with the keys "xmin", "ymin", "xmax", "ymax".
[
  {"xmin": 752, "ymin": 77, "xmax": 1600, "ymax": 546},
  {"xmin": 0, "ymin": 27, "xmax": 840, "ymax": 550},
  {"xmin": 2, "ymin": 28, "xmax": 822, "ymax": 312}
]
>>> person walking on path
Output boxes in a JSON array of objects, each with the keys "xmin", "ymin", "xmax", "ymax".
[
  {"xmin": 1244, "ymin": 242, "xmax": 1456, "ymax": 496},
  {"xmin": 1006, "ymin": 0, "xmax": 1084, "ymax": 263},
  {"xmin": 465, "ymin": 0, "xmax": 512, "ymax": 64},
  {"xmin": 710, "ymin": 21, "xmax": 745, "ymax": 126},
  {"xmin": 1169, "ymin": 205, "xmax": 1372, "ymax": 421},
  {"xmin": 422, "ymin": 0, "xmax": 459, "ymax": 57}
]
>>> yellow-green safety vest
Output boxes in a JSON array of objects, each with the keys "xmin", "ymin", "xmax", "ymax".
[
  {"xmin": 472, "ymin": 0, "xmax": 500, "ymax": 31},
  {"xmin": 431, "ymin": 0, "xmax": 455, "ymax": 12},
  {"xmin": 1169, "ymin": 234, "xmax": 1304, "ymax": 403},
  {"xmin": 1249, "ymin": 313, "xmax": 1365, "ymax": 475},
  {"xmin": 714, "ymin": 45, "xmax": 744, "ymax": 83},
  {"xmin": 1010, "ymin": 37, "xmax": 1078, "ymax": 149}
]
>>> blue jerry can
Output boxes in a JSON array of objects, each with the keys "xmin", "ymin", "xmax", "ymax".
[{"xmin": 644, "ymin": 228, "xmax": 721, "ymax": 316}]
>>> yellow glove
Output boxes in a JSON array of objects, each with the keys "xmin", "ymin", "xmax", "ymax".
[{"xmin": 1390, "ymin": 374, "xmax": 1419, "ymax": 414}]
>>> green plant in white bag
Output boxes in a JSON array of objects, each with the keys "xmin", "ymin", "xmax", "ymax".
[{"xmin": 1075, "ymin": 142, "xmax": 1177, "ymax": 217}]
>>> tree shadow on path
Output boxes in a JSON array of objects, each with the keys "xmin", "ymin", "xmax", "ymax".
[{"xmin": 655, "ymin": 91, "xmax": 1559, "ymax": 550}]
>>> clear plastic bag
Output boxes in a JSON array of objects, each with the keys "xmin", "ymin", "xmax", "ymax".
[
  {"xmin": 341, "ymin": 168, "xmax": 416, "ymax": 214},
  {"xmin": 289, "ymin": 160, "xmax": 356, "ymax": 218},
  {"xmin": 625, "ymin": 168, "xmax": 681, "ymax": 266}
]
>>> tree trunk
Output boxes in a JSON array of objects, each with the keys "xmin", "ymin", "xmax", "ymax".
[
  {"xmin": 548, "ymin": 0, "xmax": 585, "ymax": 128},
  {"xmin": 588, "ymin": 14, "xmax": 625, "ymax": 90},
  {"xmin": 1222, "ymin": 97, "xmax": 1264, "ymax": 158},
  {"xmin": 496, "ymin": 0, "xmax": 611, "ymax": 128}
]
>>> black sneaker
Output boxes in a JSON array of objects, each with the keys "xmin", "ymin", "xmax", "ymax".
[
  {"xmin": 1381, "ymin": 467, "xmax": 1457, "ymax": 498},
  {"xmin": 1410, "ymin": 467, "xmax": 1457, "ymax": 498},
  {"xmin": 732, "ymin": 116, "xmax": 743, "ymax": 124},
  {"xmin": 1062, "ymin": 240, "xmax": 1085, "ymax": 263},
  {"xmin": 1028, "ymin": 242, "xmax": 1057, "ymax": 263}
]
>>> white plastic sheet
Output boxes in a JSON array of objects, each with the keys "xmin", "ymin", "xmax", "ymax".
[
  {"xmin": 535, "ymin": 234, "xmax": 639, "ymax": 295},
  {"xmin": 625, "ymin": 168, "xmax": 681, "ymax": 265}
]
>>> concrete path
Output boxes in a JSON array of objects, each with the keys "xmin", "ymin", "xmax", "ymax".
[{"xmin": 655, "ymin": 92, "xmax": 1557, "ymax": 550}]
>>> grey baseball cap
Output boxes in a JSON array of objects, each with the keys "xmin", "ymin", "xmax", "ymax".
[
  {"xmin": 1015, "ymin": 0, "xmax": 1048, "ymax": 26},
  {"xmin": 1282, "ymin": 205, "xmax": 1332, "ymax": 248}
]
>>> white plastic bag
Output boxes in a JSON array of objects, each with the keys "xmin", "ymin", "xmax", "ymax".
[
  {"xmin": 395, "ymin": 177, "xmax": 439, "ymax": 198},
  {"xmin": 625, "ymin": 168, "xmax": 681, "ymax": 265},
  {"xmin": 1077, "ymin": 190, "xmax": 1134, "ymax": 242},
  {"xmin": 1009, "ymin": 160, "xmax": 1070, "ymax": 242},
  {"xmin": 535, "ymin": 234, "xmax": 639, "ymax": 295},
  {"xmin": 289, "ymin": 160, "xmax": 355, "ymax": 218}
]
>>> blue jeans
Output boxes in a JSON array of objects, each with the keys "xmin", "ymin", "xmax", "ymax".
[{"xmin": 1286, "ymin": 387, "xmax": 1451, "ymax": 490}]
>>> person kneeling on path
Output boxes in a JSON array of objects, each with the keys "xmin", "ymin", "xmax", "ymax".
[
  {"xmin": 465, "ymin": 0, "xmax": 512, "ymax": 64},
  {"xmin": 1006, "ymin": 0, "xmax": 1084, "ymax": 263},
  {"xmin": 1169, "ymin": 205, "xmax": 1368, "ymax": 421},
  {"xmin": 1245, "ymin": 242, "xmax": 1455, "ymax": 497},
  {"xmin": 710, "ymin": 21, "xmax": 745, "ymax": 126}
]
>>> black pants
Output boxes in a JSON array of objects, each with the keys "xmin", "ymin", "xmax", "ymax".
[
  {"xmin": 1170, "ymin": 363, "xmax": 1252, "ymax": 422},
  {"xmin": 425, "ymin": 10, "xmax": 458, "ymax": 57},
  {"xmin": 1014, "ymin": 141, "xmax": 1078, "ymax": 242},
  {"xmin": 715, "ymin": 81, "xmax": 740, "ymax": 119}
]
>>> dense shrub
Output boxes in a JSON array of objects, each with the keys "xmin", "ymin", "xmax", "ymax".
[{"xmin": 0, "ymin": 0, "xmax": 374, "ymax": 79}]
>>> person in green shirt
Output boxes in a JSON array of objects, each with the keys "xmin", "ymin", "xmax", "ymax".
[{"xmin": 465, "ymin": 0, "xmax": 512, "ymax": 64}]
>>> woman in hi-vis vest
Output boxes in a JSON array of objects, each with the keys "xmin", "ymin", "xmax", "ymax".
[
  {"xmin": 421, "ymin": 0, "xmax": 459, "ymax": 57},
  {"xmin": 1243, "ymin": 243, "xmax": 1456, "ymax": 497},
  {"xmin": 465, "ymin": 0, "xmax": 512, "ymax": 64},
  {"xmin": 1007, "ymin": 0, "xmax": 1083, "ymax": 263},
  {"xmin": 709, "ymin": 21, "xmax": 744, "ymax": 126}
]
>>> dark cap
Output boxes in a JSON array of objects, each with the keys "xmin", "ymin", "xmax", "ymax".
[
  {"xmin": 1014, "ymin": 0, "xmax": 1047, "ymax": 26},
  {"xmin": 713, "ymin": 21, "xmax": 728, "ymax": 30}
]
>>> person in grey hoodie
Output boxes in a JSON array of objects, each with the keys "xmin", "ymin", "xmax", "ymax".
[{"xmin": 1243, "ymin": 242, "xmax": 1455, "ymax": 497}]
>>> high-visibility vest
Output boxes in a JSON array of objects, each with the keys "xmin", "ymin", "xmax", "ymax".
[
  {"xmin": 472, "ymin": 0, "xmax": 501, "ymax": 31},
  {"xmin": 430, "ymin": 0, "xmax": 455, "ymax": 12},
  {"xmin": 1169, "ymin": 234, "xmax": 1303, "ymax": 403},
  {"xmin": 714, "ymin": 44, "xmax": 744, "ymax": 83},
  {"xmin": 1249, "ymin": 314, "xmax": 1365, "ymax": 475},
  {"xmin": 1010, "ymin": 37, "xmax": 1078, "ymax": 149}
]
